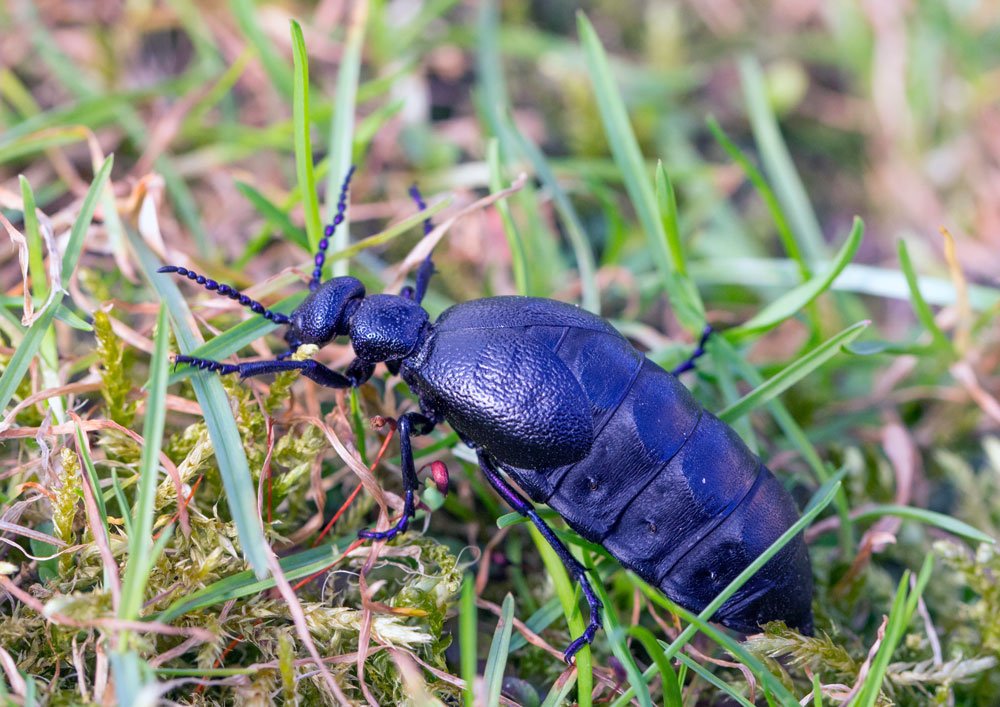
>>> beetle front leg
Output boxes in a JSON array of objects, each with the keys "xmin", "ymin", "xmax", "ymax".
[
  {"xmin": 174, "ymin": 355, "xmax": 373, "ymax": 388},
  {"xmin": 477, "ymin": 453, "xmax": 604, "ymax": 664},
  {"xmin": 358, "ymin": 412, "xmax": 436, "ymax": 542}
]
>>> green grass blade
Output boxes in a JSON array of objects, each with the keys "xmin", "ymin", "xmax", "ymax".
[
  {"xmin": 624, "ymin": 626, "xmax": 681, "ymax": 707},
  {"xmin": 235, "ymin": 180, "xmax": 309, "ymax": 252},
  {"xmin": 527, "ymin": 524, "xmax": 592, "ymax": 707},
  {"xmin": 853, "ymin": 505, "xmax": 994, "ymax": 544},
  {"xmin": 705, "ymin": 116, "xmax": 807, "ymax": 277},
  {"xmin": 290, "ymin": 20, "xmax": 323, "ymax": 253},
  {"xmin": 677, "ymin": 654, "xmax": 754, "ymax": 707},
  {"xmin": 654, "ymin": 162, "xmax": 706, "ymax": 332},
  {"xmin": 460, "ymin": 573, "xmax": 477, "ymax": 707},
  {"xmin": 856, "ymin": 554, "xmax": 935, "ymax": 706},
  {"xmin": 0, "ymin": 302, "xmax": 58, "ymax": 416},
  {"xmin": 19, "ymin": 176, "xmax": 45, "ymax": 301},
  {"xmin": 119, "ymin": 305, "xmax": 169, "ymax": 623},
  {"xmin": 487, "ymin": 138, "xmax": 528, "ymax": 296},
  {"xmin": 131, "ymin": 230, "xmax": 270, "ymax": 579},
  {"xmin": 482, "ymin": 593, "xmax": 515, "ymax": 707},
  {"xmin": 61, "ymin": 154, "xmax": 113, "ymax": 285},
  {"xmin": 728, "ymin": 217, "xmax": 863, "ymax": 339},
  {"xmin": 718, "ymin": 320, "xmax": 870, "ymax": 423},
  {"xmin": 230, "ymin": 0, "xmax": 293, "ymax": 97},
  {"xmin": 74, "ymin": 421, "xmax": 109, "ymax": 528},
  {"xmin": 477, "ymin": 0, "xmax": 598, "ymax": 312},
  {"xmin": 578, "ymin": 13, "xmax": 674, "ymax": 289},
  {"xmin": 897, "ymin": 239, "xmax": 952, "ymax": 353},
  {"xmin": 540, "ymin": 670, "xmax": 578, "ymax": 707},
  {"xmin": 738, "ymin": 55, "xmax": 826, "ymax": 262},
  {"xmin": 156, "ymin": 544, "xmax": 348, "ymax": 623},
  {"xmin": 326, "ymin": 1, "xmax": 367, "ymax": 278},
  {"xmin": 654, "ymin": 161, "xmax": 686, "ymax": 276}
]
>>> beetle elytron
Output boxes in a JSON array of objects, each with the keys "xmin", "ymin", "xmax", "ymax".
[{"xmin": 161, "ymin": 170, "xmax": 813, "ymax": 662}]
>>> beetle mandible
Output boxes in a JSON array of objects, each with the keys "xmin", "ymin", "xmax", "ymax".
[{"xmin": 160, "ymin": 169, "xmax": 813, "ymax": 662}]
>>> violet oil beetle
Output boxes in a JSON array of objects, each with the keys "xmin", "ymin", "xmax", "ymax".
[{"xmin": 161, "ymin": 169, "xmax": 813, "ymax": 663}]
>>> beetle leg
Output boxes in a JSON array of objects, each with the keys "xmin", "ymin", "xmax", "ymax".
[
  {"xmin": 174, "ymin": 355, "xmax": 373, "ymax": 388},
  {"xmin": 358, "ymin": 412, "xmax": 437, "ymax": 541},
  {"xmin": 671, "ymin": 324, "xmax": 713, "ymax": 376},
  {"xmin": 477, "ymin": 453, "xmax": 604, "ymax": 664}
]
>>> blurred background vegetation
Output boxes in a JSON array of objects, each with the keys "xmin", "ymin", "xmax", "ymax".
[{"xmin": 2, "ymin": 0, "xmax": 1000, "ymax": 705}]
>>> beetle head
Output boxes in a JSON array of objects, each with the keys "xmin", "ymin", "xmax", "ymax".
[
  {"xmin": 348, "ymin": 294, "xmax": 429, "ymax": 363},
  {"xmin": 286, "ymin": 276, "xmax": 365, "ymax": 347}
]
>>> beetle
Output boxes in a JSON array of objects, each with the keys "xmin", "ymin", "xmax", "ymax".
[{"xmin": 160, "ymin": 169, "xmax": 813, "ymax": 663}]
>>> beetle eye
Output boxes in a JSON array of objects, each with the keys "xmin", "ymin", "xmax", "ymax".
[
  {"xmin": 587, "ymin": 477, "xmax": 599, "ymax": 492},
  {"xmin": 646, "ymin": 521, "xmax": 657, "ymax": 534}
]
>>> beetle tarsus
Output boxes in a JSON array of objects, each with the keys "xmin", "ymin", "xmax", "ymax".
[
  {"xmin": 671, "ymin": 323, "xmax": 714, "ymax": 376},
  {"xmin": 478, "ymin": 453, "xmax": 604, "ymax": 662}
]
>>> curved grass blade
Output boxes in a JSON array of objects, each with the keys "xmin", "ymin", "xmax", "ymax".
[
  {"xmin": 705, "ymin": 116, "xmax": 806, "ymax": 277},
  {"xmin": 290, "ymin": 20, "xmax": 323, "ymax": 252},
  {"xmin": 727, "ymin": 217, "xmax": 863, "ymax": 339},
  {"xmin": 718, "ymin": 320, "xmax": 870, "ymax": 423},
  {"xmin": 482, "ymin": 593, "xmax": 515, "ymax": 707},
  {"xmin": 855, "ymin": 554, "xmax": 935, "ymax": 707},
  {"xmin": 853, "ymin": 505, "xmax": 994, "ymax": 544},
  {"xmin": 326, "ymin": 0, "xmax": 368, "ymax": 278},
  {"xmin": 897, "ymin": 239, "xmax": 952, "ymax": 354}
]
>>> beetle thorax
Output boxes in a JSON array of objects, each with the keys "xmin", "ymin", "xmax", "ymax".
[{"xmin": 348, "ymin": 294, "xmax": 430, "ymax": 363}]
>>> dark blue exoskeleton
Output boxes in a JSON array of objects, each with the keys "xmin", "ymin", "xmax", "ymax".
[{"xmin": 160, "ymin": 170, "xmax": 814, "ymax": 662}]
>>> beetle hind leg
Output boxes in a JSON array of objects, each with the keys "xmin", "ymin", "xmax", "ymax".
[
  {"xmin": 477, "ymin": 453, "xmax": 604, "ymax": 664},
  {"xmin": 671, "ymin": 324, "xmax": 713, "ymax": 376}
]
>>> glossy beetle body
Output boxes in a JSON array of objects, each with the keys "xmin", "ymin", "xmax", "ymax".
[
  {"xmin": 162, "ymin": 173, "xmax": 814, "ymax": 662},
  {"xmin": 402, "ymin": 296, "xmax": 813, "ymax": 635}
]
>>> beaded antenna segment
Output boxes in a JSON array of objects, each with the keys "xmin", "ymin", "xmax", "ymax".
[
  {"xmin": 311, "ymin": 165, "xmax": 357, "ymax": 291},
  {"xmin": 156, "ymin": 266, "xmax": 289, "ymax": 323}
]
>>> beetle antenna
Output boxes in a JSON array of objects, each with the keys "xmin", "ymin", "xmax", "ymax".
[
  {"xmin": 311, "ymin": 165, "xmax": 357, "ymax": 292},
  {"xmin": 157, "ymin": 266, "xmax": 289, "ymax": 324},
  {"xmin": 407, "ymin": 182, "xmax": 435, "ymax": 304}
]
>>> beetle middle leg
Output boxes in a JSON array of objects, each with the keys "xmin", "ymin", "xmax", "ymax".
[
  {"xmin": 671, "ymin": 323, "xmax": 714, "ymax": 376},
  {"xmin": 358, "ymin": 411, "xmax": 437, "ymax": 541},
  {"xmin": 477, "ymin": 452, "xmax": 604, "ymax": 664}
]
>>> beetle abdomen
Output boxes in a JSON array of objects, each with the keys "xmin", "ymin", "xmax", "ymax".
[{"xmin": 502, "ymin": 328, "xmax": 813, "ymax": 634}]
